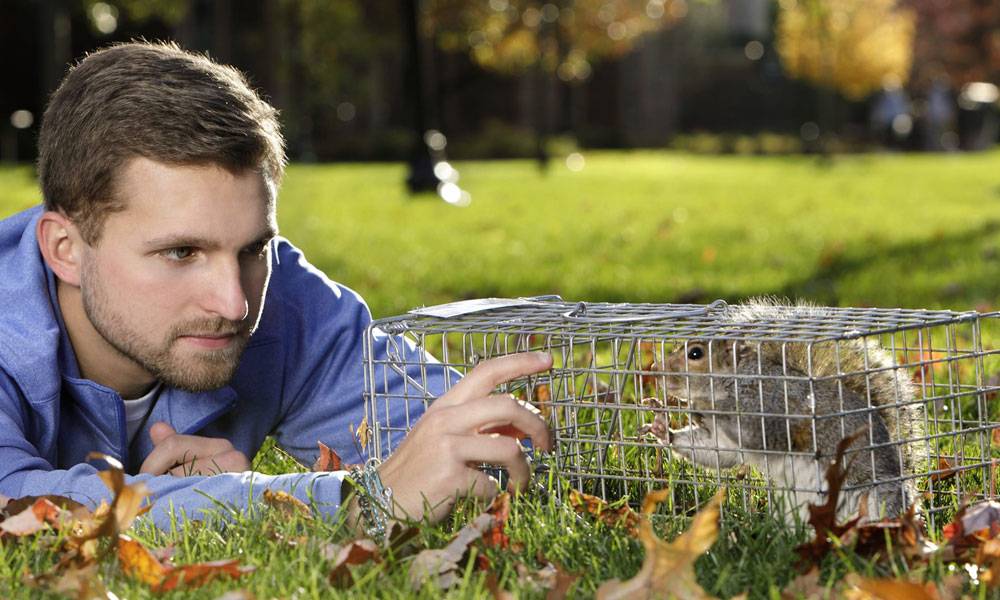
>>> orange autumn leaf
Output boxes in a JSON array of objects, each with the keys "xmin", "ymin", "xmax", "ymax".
[
  {"xmin": 85, "ymin": 452, "xmax": 150, "ymax": 539},
  {"xmin": 117, "ymin": 534, "xmax": 253, "ymax": 592},
  {"xmin": 312, "ymin": 441, "xmax": 344, "ymax": 472},
  {"xmin": 118, "ymin": 534, "xmax": 169, "ymax": 586},
  {"xmin": 844, "ymin": 573, "xmax": 954, "ymax": 600},
  {"xmin": 157, "ymin": 558, "xmax": 252, "ymax": 592},
  {"xmin": 478, "ymin": 493, "xmax": 513, "ymax": 570},
  {"xmin": 992, "ymin": 427, "xmax": 1000, "ymax": 448},
  {"xmin": 569, "ymin": 489, "xmax": 639, "ymax": 535},
  {"xmin": 262, "ymin": 489, "xmax": 313, "ymax": 520},
  {"xmin": 596, "ymin": 488, "xmax": 724, "ymax": 600},
  {"xmin": 929, "ymin": 457, "xmax": 959, "ymax": 484},
  {"xmin": 0, "ymin": 497, "xmax": 67, "ymax": 537}
]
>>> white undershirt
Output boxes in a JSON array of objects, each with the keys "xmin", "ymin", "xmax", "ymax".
[{"xmin": 123, "ymin": 382, "xmax": 162, "ymax": 445}]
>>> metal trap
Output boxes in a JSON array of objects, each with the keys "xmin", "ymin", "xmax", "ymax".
[{"xmin": 363, "ymin": 297, "xmax": 1000, "ymax": 527}]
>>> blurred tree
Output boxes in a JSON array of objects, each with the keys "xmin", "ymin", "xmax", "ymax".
[
  {"xmin": 424, "ymin": 0, "xmax": 687, "ymax": 166},
  {"xmin": 904, "ymin": 0, "xmax": 1000, "ymax": 86},
  {"xmin": 775, "ymin": 0, "xmax": 916, "ymax": 101}
]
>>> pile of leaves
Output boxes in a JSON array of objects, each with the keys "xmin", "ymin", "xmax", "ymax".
[
  {"xmin": 0, "ymin": 453, "xmax": 253, "ymax": 597},
  {"xmin": 5, "ymin": 438, "xmax": 1000, "ymax": 599}
]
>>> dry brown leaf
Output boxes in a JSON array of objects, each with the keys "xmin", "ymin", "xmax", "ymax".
[
  {"xmin": 794, "ymin": 430, "xmax": 866, "ymax": 570},
  {"xmin": 118, "ymin": 534, "xmax": 169, "ymax": 586},
  {"xmin": 85, "ymin": 452, "xmax": 150, "ymax": 539},
  {"xmin": 262, "ymin": 489, "xmax": 312, "ymax": 520},
  {"xmin": 486, "ymin": 572, "xmax": 516, "ymax": 600},
  {"xmin": 928, "ymin": 457, "xmax": 958, "ymax": 484},
  {"xmin": 850, "ymin": 502, "xmax": 930, "ymax": 560},
  {"xmin": 992, "ymin": 427, "xmax": 1000, "ymax": 448},
  {"xmin": 312, "ymin": 441, "xmax": 344, "ymax": 471},
  {"xmin": 327, "ymin": 538, "xmax": 380, "ymax": 587},
  {"xmin": 354, "ymin": 416, "xmax": 371, "ymax": 449},
  {"xmin": 408, "ymin": 512, "xmax": 495, "ymax": 590},
  {"xmin": 942, "ymin": 500, "xmax": 1000, "ymax": 559},
  {"xmin": 595, "ymin": 488, "xmax": 724, "ymax": 600},
  {"xmin": 2, "ymin": 495, "xmax": 84, "ymax": 518},
  {"xmin": 569, "ymin": 488, "xmax": 640, "ymax": 535},
  {"xmin": 158, "ymin": 559, "xmax": 253, "ymax": 592},
  {"xmin": 482, "ymin": 493, "xmax": 511, "ymax": 551},
  {"xmin": 977, "ymin": 536, "xmax": 1000, "ymax": 588},
  {"xmin": 843, "ymin": 573, "xmax": 956, "ymax": 600},
  {"xmin": 0, "ymin": 497, "xmax": 67, "ymax": 537},
  {"xmin": 117, "ymin": 534, "xmax": 253, "ymax": 592}
]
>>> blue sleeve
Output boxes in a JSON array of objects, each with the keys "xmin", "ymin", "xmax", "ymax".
[
  {"xmin": 0, "ymin": 374, "xmax": 345, "ymax": 529},
  {"xmin": 262, "ymin": 240, "xmax": 454, "ymax": 466}
]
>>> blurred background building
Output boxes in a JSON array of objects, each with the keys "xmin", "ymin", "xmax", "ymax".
[{"xmin": 1, "ymin": 0, "xmax": 997, "ymax": 164}]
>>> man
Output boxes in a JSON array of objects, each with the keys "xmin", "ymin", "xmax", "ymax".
[{"xmin": 0, "ymin": 41, "xmax": 550, "ymax": 529}]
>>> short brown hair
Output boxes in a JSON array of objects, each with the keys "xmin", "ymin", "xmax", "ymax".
[{"xmin": 38, "ymin": 41, "xmax": 286, "ymax": 243}]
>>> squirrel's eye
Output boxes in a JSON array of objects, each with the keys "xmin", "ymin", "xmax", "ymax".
[{"xmin": 687, "ymin": 346, "xmax": 704, "ymax": 361}]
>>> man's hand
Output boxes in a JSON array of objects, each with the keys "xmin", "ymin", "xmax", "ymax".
[
  {"xmin": 373, "ymin": 351, "xmax": 553, "ymax": 525},
  {"xmin": 139, "ymin": 422, "xmax": 250, "ymax": 476}
]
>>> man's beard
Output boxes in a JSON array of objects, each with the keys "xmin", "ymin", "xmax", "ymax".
[{"xmin": 81, "ymin": 266, "xmax": 249, "ymax": 392}]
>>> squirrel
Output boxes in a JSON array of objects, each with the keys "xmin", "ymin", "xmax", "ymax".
[{"xmin": 646, "ymin": 298, "xmax": 924, "ymax": 524}]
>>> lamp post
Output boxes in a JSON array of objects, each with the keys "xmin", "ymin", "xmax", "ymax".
[{"xmin": 400, "ymin": 0, "xmax": 443, "ymax": 193}]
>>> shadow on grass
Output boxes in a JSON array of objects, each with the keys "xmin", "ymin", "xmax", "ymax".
[{"xmin": 631, "ymin": 219, "xmax": 1000, "ymax": 309}]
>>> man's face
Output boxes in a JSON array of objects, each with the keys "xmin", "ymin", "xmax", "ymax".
[{"xmin": 78, "ymin": 157, "xmax": 277, "ymax": 392}]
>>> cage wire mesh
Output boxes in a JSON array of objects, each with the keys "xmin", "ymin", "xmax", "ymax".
[{"xmin": 363, "ymin": 297, "xmax": 1000, "ymax": 527}]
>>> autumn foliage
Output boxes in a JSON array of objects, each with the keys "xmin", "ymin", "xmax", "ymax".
[{"xmin": 776, "ymin": 0, "xmax": 916, "ymax": 99}]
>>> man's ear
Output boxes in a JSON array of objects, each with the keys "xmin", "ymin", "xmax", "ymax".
[{"xmin": 36, "ymin": 211, "xmax": 86, "ymax": 286}]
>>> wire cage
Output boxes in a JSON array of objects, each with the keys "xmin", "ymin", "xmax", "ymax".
[{"xmin": 363, "ymin": 297, "xmax": 1000, "ymax": 527}]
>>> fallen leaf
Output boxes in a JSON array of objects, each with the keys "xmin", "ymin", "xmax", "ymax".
[
  {"xmin": 977, "ymin": 536, "xmax": 1000, "ymax": 587},
  {"xmin": 595, "ymin": 487, "xmax": 724, "ymax": 600},
  {"xmin": 117, "ymin": 534, "xmax": 253, "ymax": 592},
  {"xmin": 482, "ymin": 493, "xmax": 511, "ymax": 550},
  {"xmin": 843, "ymin": 573, "xmax": 953, "ymax": 600},
  {"xmin": 0, "ymin": 497, "xmax": 68, "ymax": 537},
  {"xmin": 993, "ymin": 427, "xmax": 1000, "ymax": 448},
  {"xmin": 353, "ymin": 416, "xmax": 371, "ymax": 449},
  {"xmin": 941, "ymin": 500, "xmax": 1000, "ymax": 554},
  {"xmin": 794, "ymin": 429, "xmax": 866, "ymax": 570},
  {"xmin": 312, "ymin": 441, "xmax": 344, "ymax": 471},
  {"xmin": 928, "ymin": 457, "xmax": 958, "ymax": 484},
  {"xmin": 2, "ymin": 495, "xmax": 84, "ymax": 518},
  {"xmin": 408, "ymin": 512, "xmax": 495, "ymax": 590},
  {"xmin": 158, "ymin": 559, "xmax": 253, "ymax": 592},
  {"xmin": 117, "ymin": 534, "xmax": 169, "ymax": 586},
  {"xmin": 85, "ymin": 452, "xmax": 150, "ymax": 539},
  {"xmin": 851, "ymin": 503, "xmax": 931, "ymax": 560},
  {"xmin": 327, "ymin": 538, "xmax": 380, "ymax": 587},
  {"xmin": 569, "ymin": 488, "xmax": 640, "ymax": 535},
  {"xmin": 262, "ymin": 489, "xmax": 312, "ymax": 520}
]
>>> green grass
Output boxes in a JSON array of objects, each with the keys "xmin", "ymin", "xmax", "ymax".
[{"xmin": 3, "ymin": 152, "xmax": 1000, "ymax": 598}]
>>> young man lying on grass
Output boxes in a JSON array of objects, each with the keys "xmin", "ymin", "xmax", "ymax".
[{"xmin": 0, "ymin": 41, "xmax": 550, "ymax": 532}]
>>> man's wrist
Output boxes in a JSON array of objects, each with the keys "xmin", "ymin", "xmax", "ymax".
[{"xmin": 345, "ymin": 461, "xmax": 393, "ymax": 541}]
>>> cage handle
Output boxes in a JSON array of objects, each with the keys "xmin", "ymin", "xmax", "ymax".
[{"xmin": 561, "ymin": 299, "xmax": 728, "ymax": 323}]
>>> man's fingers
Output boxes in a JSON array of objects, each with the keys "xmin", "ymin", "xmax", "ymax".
[
  {"xmin": 463, "ymin": 468, "xmax": 500, "ymax": 501},
  {"xmin": 149, "ymin": 421, "xmax": 176, "ymax": 446},
  {"xmin": 455, "ymin": 434, "xmax": 532, "ymax": 493},
  {"xmin": 166, "ymin": 449, "xmax": 250, "ymax": 477},
  {"xmin": 138, "ymin": 435, "xmax": 239, "ymax": 475},
  {"xmin": 445, "ymin": 395, "xmax": 551, "ymax": 452},
  {"xmin": 440, "ymin": 352, "xmax": 552, "ymax": 406}
]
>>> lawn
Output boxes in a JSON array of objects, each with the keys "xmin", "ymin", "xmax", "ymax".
[{"xmin": 2, "ymin": 152, "xmax": 1000, "ymax": 598}]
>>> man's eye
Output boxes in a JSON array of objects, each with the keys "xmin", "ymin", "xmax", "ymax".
[
  {"xmin": 243, "ymin": 242, "xmax": 269, "ymax": 258},
  {"xmin": 687, "ymin": 346, "xmax": 704, "ymax": 361},
  {"xmin": 162, "ymin": 247, "xmax": 196, "ymax": 261}
]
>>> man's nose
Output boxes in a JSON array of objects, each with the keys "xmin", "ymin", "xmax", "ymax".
[{"xmin": 204, "ymin": 258, "xmax": 249, "ymax": 322}]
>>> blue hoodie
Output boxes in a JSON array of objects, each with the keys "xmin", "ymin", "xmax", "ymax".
[{"xmin": 0, "ymin": 206, "xmax": 442, "ymax": 527}]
